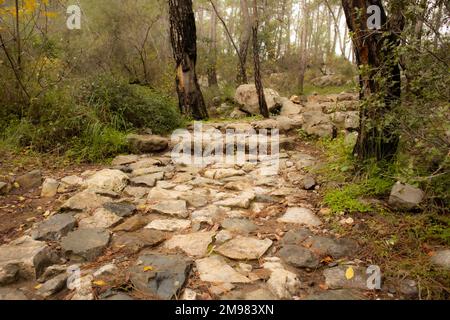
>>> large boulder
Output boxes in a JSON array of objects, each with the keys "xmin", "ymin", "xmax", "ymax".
[
  {"xmin": 302, "ymin": 111, "xmax": 335, "ymax": 138},
  {"xmin": 127, "ymin": 134, "xmax": 169, "ymax": 154},
  {"xmin": 311, "ymin": 75, "xmax": 346, "ymax": 87},
  {"xmin": 388, "ymin": 182, "xmax": 424, "ymax": 210},
  {"xmin": 0, "ymin": 236, "xmax": 56, "ymax": 285},
  {"xmin": 235, "ymin": 84, "xmax": 280, "ymax": 115}
]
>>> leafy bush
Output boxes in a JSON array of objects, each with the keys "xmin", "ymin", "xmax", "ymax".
[{"xmin": 79, "ymin": 75, "xmax": 184, "ymax": 134}]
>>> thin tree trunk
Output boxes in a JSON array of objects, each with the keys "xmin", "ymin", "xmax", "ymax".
[
  {"xmin": 342, "ymin": 0, "xmax": 405, "ymax": 161},
  {"xmin": 207, "ymin": 6, "xmax": 218, "ymax": 87},
  {"xmin": 252, "ymin": 0, "xmax": 269, "ymax": 118},
  {"xmin": 236, "ymin": 0, "xmax": 251, "ymax": 84},
  {"xmin": 168, "ymin": 0, "xmax": 208, "ymax": 120},
  {"xmin": 298, "ymin": 0, "xmax": 309, "ymax": 93}
]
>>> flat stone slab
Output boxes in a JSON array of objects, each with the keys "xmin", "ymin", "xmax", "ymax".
[
  {"xmin": 112, "ymin": 229, "xmax": 166, "ymax": 253},
  {"xmin": 323, "ymin": 266, "xmax": 369, "ymax": 290},
  {"xmin": 78, "ymin": 208, "xmax": 123, "ymax": 229},
  {"xmin": 214, "ymin": 192, "xmax": 255, "ymax": 209},
  {"xmin": 61, "ymin": 229, "xmax": 111, "ymax": 262},
  {"xmin": 0, "ymin": 236, "xmax": 55, "ymax": 285},
  {"xmin": 129, "ymin": 254, "xmax": 191, "ymax": 299},
  {"xmin": 277, "ymin": 207, "xmax": 322, "ymax": 227},
  {"xmin": 221, "ymin": 218, "xmax": 257, "ymax": 234},
  {"xmin": 111, "ymin": 155, "xmax": 139, "ymax": 166},
  {"xmin": 216, "ymin": 236, "xmax": 273, "ymax": 260},
  {"xmin": 196, "ymin": 256, "xmax": 250, "ymax": 283},
  {"xmin": 36, "ymin": 273, "xmax": 68, "ymax": 298},
  {"xmin": 103, "ymin": 202, "xmax": 136, "ymax": 217},
  {"xmin": 130, "ymin": 174, "xmax": 163, "ymax": 187},
  {"xmin": 84, "ymin": 169, "xmax": 129, "ymax": 192},
  {"xmin": 31, "ymin": 213, "xmax": 76, "ymax": 241},
  {"xmin": 164, "ymin": 231, "xmax": 215, "ymax": 257},
  {"xmin": 145, "ymin": 219, "xmax": 191, "ymax": 232},
  {"xmin": 278, "ymin": 245, "xmax": 320, "ymax": 268},
  {"xmin": 282, "ymin": 229, "xmax": 313, "ymax": 245},
  {"xmin": 151, "ymin": 200, "xmax": 188, "ymax": 218},
  {"xmin": 61, "ymin": 190, "xmax": 110, "ymax": 212},
  {"xmin": 113, "ymin": 215, "xmax": 149, "ymax": 232}
]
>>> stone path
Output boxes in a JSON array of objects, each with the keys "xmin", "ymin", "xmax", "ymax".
[{"xmin": 0, "ymin": 93, "xmax": 447, "ymax": 300}]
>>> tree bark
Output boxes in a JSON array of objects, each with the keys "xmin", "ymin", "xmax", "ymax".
[
  {"xmin": 236, "ymin": 0, "xmax": 251, "ymax": 84},
  {"xmin": 168, "ymin": 0, "xmax": 208, "ymax": 120},
  {"xmin": 207, "ymin": 5, "xmax": 218, "ymax": 87},
  {"xmin": 252, "ymin": 0, "xmax": 269, "ymax": 118},
  {"xmin": 298, "ymin": 0, "xmax": 309, "ymax": 93},
  {"xmin": 342, "ymin": 0, "xmax": 405, "ymax": 161}
]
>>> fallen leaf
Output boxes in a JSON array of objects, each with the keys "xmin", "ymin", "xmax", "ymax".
[
  {"xmin": 143, "ymin": 266, "xmax": 154, "ymax": 272},
  {"xmin": 34, "ymin": 284, "xmax": 42, "ymax": 290},
  {"xmin": 345, "ymin": 267, "xmax": 354, "ymax": 280},
  {"xmin": 92, "ymin": 280, "xmax": 107, "ymax": 286}
]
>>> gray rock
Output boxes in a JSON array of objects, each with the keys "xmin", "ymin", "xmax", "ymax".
[
  {"xmin": 61, "ymin": 229, "xmax": 111, "ymax": 262},
  {"xmin": 282, "ymin": 229, "xmax": 313, "ymax": 245},
  {"xmin": 31, "ymin": 213, "xmax": 77, "ymax": 241},
  {"xmin": 36, "ymin": 273, "xmax": 68, "ymax": 298},
  {"xmin": 303, "ymin": 289, "xmax": 365, "ymax": 300},
  {"xmin": 111, "ymin": 155, "xmax": 139, "ymax": 166},
  {"xmin": 37, "ymin": 264, "xmax": 68, "ymax": 283},
  {"xmin": 113, "ymin": 214, "xmax": 149, "ymax": 232},
  {"xmin": 127, "ymin": 134, "xmax": 169, "ymax": 154},
  {"xmin": 0, "ymin": 288, "xmax": 28, "ymax": 300},
  {"xmin": 278, "ymin": 245, "xmax": 320, "ymax": 268},
  {"xmin": 431, "ymin": 249, "xmax": 450, "ymax": 270},
  {"xmin": 277, "ymin": 207, "xmax": 322, "ymax": 227},
  {"xmin": 112, "ymin": 229, "xmax": 165, "ymax": 253},
  {"xmin": 16, "ymin": 170, "xmax": 42, "ymax": 190},
  {"xmin": 323, "ymin": 266, "xmax": 368, "ymax": 290},
  {"xmin": 130, "ymin": 174, "xmax": 160, "ymax": 187},
  {"xmin": 216, "ymin": 236, "xmax": 273, "ymax": 260},
  {"xmin": 303, "ymin": 175, "xmax": 316, "ymax": 190},
  {"xmin": 103, "ymin": 202, "xmax": 136, "ymax": 217},
  {"xmin": 61, "ymin": 190, "xmax": 110, "ymax": 212},
  {"xmin": 0, "ymin": 236, "xmax": 55, "ymax": 284},
  {"xmin": 399, "ymin": 279, "xmax": 418, "ymax": 297},
  {"xmin": 302, "ymin": 111, "xmax": 334, "ymax": 138},
  {"xmin": 235, "ymin": 84, "xmax": 280, "ymax": 115},
  {"xmin": 222, "ymin": 218, "xmax": 257, "ymax": 234},
  {"xmin": 196, "ymin": 255, "xmax": 250, "ymax": 283},
  {"xmin": 84, "ymin": 169, "xmax": 129, "ymax": 192},
  {"xmin": 151, "ymin": 200, "xmax": 188, "ymax": 218},
  {"xmin": 41, "ymin": 178, "xmax": 59, "ymax": 197},
  {"xmin": 304, "ymin": 236, "xmax": 358, "ymax": 259},
  {"xmin": 129, "ymin": 254, "xmax": 192, "ymax": 299},
  {"xmin": 389, "ymin": 182, "xmax": 424, "ymax": 210}
]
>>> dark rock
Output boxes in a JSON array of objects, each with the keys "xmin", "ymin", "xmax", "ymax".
[
  {"xmin": 278, "ymin": 245, "xmax": 320, "ymax": 268},
  {"xmin": 129, "ymin": 254, "xmax": 192, "ymax": 299},
  {"xmin": 36, "ymin": 273, "xmax": 68, "ymax": 298},
  {"xmin": 282, "ymin": 229, "xmax": 313, "ymax": 245},
  {"xmin": 127, "ymin": 134, "xmax": 169, "ymax": 154},
  {"xmin": 304, "ymin": 236, "xmax": 358, "ymax": 259},
  {"xmin": 31, "ymin": 214, "xmax": 77, "ymax": 241},
  {"xmin": 112, "ymin": 229, "xmax": 166, "ymax": 253},
  {"xmin": 103, "ymin": 202, "xmax": 136, "ymax": 217},
  {"xmin": 16, "ymin": 170, "xmax": 42, "ymax": 190},
  {"xmin": 61, "ymin": 229, "xmax": 111, "ymax": 262}
]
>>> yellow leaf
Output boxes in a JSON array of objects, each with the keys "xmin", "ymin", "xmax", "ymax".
[
  {"xmin": 34, "ymin": 284, "xmax": 42, "ymax": 290},
  {"xmin": 143, "ymin": 266, "xmax": 154, "ymax": 272},
  {"xmin": 92, "ymin": 280, "xmax": 107, "ymax": 286},
  {"xmin": 345, "ymin": 267, "xmax": 354, "ymax": 280}
]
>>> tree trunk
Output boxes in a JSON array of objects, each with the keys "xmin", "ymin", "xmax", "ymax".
[
  {"xmin": 168, "ymin": 0, "xmax": 208, "ymax": 120},
  {"xmin": 298, "ymin": 0, "xmax": 309, "ymax": 93},
  {"xmin": 252, "ymin": 0, "xmax": 269, "ymax": 118},
  {"xmin": 236, "ymin": 0, "xmax": 251, "ymax": 84},
  {"xmin": 207, "ymin": 5, "xmax": 218, "ymax": 87},
  {"xmin": 342, "ymin": 0, "xmax": 405, "ymax": 161}
]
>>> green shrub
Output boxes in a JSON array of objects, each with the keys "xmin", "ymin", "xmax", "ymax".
[{"xmin": 79, "ymin": 75, "xmax": 184, "ymax": 134}]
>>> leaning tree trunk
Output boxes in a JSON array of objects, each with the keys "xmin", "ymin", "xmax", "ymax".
[
  {"xmin": 168, "ymin": 0, "xmax": 208, "ymax": 120},
  {"xmin": 252, "ymin": 0, "xmax": 270, "ymax": 118},
  {"xmin": 342, "ymin": 0, "xmax": 405, "ymax": 161},
  {"xmin": 236, "ymin": 0, "xmax": 252, "ymax": 84}
]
